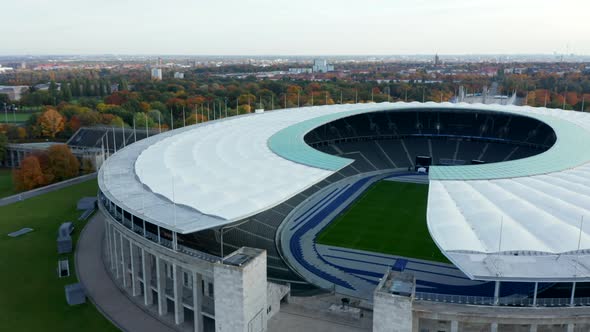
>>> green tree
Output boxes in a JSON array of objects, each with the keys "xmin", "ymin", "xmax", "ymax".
[
  {"xmin": 0, "ymin": 133, "xmax": 7, "ymax": 163},
  {"xmin": 61, "ymin": 83, "xmax": 72, "ymax": 101}
]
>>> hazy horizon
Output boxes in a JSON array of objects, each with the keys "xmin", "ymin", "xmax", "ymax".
[{"xmin": 2, "ymin": 0, "xmax": 590, "ymax": 56}]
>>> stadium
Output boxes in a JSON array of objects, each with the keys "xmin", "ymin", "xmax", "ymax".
[{"xmin": 97, "ymin": 102, "xmax": 590, "ymax": 331}]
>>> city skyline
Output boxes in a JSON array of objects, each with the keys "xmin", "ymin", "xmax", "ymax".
[{"xmin": 2, "ymin": 0, "xmax": 590, "ymax": 56}]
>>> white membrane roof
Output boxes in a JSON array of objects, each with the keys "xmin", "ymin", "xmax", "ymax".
[{"xmin": 99, "ymin": 102, "xmax": 590, "ymax": 281}]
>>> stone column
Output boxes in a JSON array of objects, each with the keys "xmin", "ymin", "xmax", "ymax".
[
  {"xmin": 156, "ymin": 255, "xmax": 168, "ymax": 316},
  {"xmin": 106, "ymin": 221, "xmax": 114, "ymax": 271},
  {"xmin": 491, "ymin": 322, "xmax": 498, "ymax": 332},
  {"xmin": 142, "ymin": 249, "xmax": 153, "ymax": 306},
  {"xmin": 450, "ymin": 320, "xmax": 459, "ymax": 332},
  {"xmin": 120, "ymin": 234, "xmax": 129, "ymax": 288},
  {"xmin": 130, "ymin": 242, "xmax": 141, "ymax": 296},
  {"xmin": 493, "ymin": 281, "xmax": 500, "ymax": 305},
  {"xmin": 173, "ymin": 264, "xmax": 184, "ymax": 325},
  {"xmin": 529, "ymin": 324, "xmax": 538, "ymax": 332},
  {"xmin": 113, "ymin": 229, "xmax": 120, "ymax": 279},
  {"xmin": 193, "ymin": 271, "xmax": 203, "ymax": 332},
  {"xmin": 567, "ymin": 323, "xmax": 574, "ymax": 332}
]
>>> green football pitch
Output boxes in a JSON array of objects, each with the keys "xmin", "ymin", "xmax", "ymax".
[
  {"xmin": 316, "ymin": 180, "xmax": 448, "ymax": 263},
  {"xmin": 0, "ymin": 179, "xmax": 118, "ymax": 331},
  {"xmin": 0, "ymin": 112, "xmax": 33, "ymax": 123}
]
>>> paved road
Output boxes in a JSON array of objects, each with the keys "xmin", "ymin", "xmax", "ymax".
[{"xmin": 75, "ymin": 214, "xmax": 176, "ymax": 332}]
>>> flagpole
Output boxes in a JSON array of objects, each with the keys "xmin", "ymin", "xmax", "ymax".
[
  {"xmin": 112, "ymin": 127, "xmax": 117, "ymax": 153},
  {"xmin": 121, "ymin": 122, "xmax": 125, "ymax": 147}
]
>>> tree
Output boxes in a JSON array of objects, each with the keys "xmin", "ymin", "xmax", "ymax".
[
  {"xmin": 13, "ymin": 155, "xmax": 46, "ymax": 191},
  {"xmin": 0, "ymin": 133, "xmax": 6, "ymax": 163},
  {"xmin": 47, "ymin": 144, "xmax": 79, "ymax": 182},
  {"xmin": 16, "ymin": 127, "xmax": 27, "ymax": 140},
  {"xmin": 80, "ymin": 157, "xmax": 95, "ymax": 174},
  {"xmin": 38, "ymin": 108, "xmax": 65, "ymax": 138},
  {"xmin": 134, "ymin": 112, "xmax": 155, "ymax": 129},
  {"xmin": 0, "ymin": 93, "xmax": 9, "ymax": 104},
  {"xmin": 61, "ymin": 83, "xmax": 72, "ymax": 101}
]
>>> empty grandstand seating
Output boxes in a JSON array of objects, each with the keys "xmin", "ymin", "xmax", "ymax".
[{"xmin": 67, "ymin": 126, "xmax": 159, "ymax": 152}]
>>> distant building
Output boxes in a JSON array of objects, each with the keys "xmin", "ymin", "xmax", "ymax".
[
  {"xmin": 151, "ymin": 68, "xmax": 163, "ymax": 81},
  {"xmin": 34, "ymin": 82, "xmax": 61, "ymax": 91},
  {"xmin": 0, "ymin": 85, "xmax": 29, "ymax": 101},
  {"xmin": 288, "ymin": 68, "xmax": 312, "ymax": 74},
  {"xmin": 434, "ymin": 54, "xmax": 441, "ymax": 66},
  {"xmin": 312, "ymin": 59, "xmax": 334, "ymax": 73},
  {"xmin": 0, "ymin": 65, "xmax": 14, "ymax": 73},
  {"xmin": 173, "ymin": 72, "xmax": 185, "ymax": 79}
]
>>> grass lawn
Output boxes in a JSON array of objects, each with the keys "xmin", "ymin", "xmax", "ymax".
[
  {"xmin": 0, "ymin": 179, "xmax": 118, "ymax": 331},
  {"xmin": 316, "ymin": 180, "xmax": 448, "ymax": 263},
  {"xmin": 0, "ymin": 169, "xmax": 15, "ymax": 198},
  {"xmin": 0, "ymin": 112, "xmax": 33, "ymax": 123}
]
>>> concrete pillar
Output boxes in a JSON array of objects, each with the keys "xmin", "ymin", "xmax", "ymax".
[
  {"xmin": 567, "ymin": 323, "xmax": 574, "ymax": 332},
  {"xmin": 529, "ymin": 324, "xmax": 538, "ymax": 332},
  {"xmin": 450, "ymin": 320, "xmax": 459, "ymax": 332},
  {"xmin": 120, "ymin": 233, "xmax": 129, "ymax": 288},
  {"xmin": 109, "ymin": 224, "xmax": 116, "ymax": 271},
  {"xmin": 570, "ymin": 282, "xmax": 577, "ymax": 307},
  {"xmin": 156, "ymin": 255, "xmax": 168, "ymax": 316},
  {"xmin": 491, "ymin": 322, "xmax": 498, "ymax": 332},
  {"xmin": 106, "ymin": 222, "xmax": 114, "ymax": 271},
  {"xmin": 142, "ymin": 249, "xmax": 153, "ymax": 306},
  {"xmin": 130, "ymin": 242, "xmax": 141, "ymax": 296},
  {"xmin": 173, "ymin": 231, "xmax": 178, "ymax": 251},
  {"xmin": 113, "ymin": 229, "xmax": 120, "ymax": 279},
  {"xmin": 193, "ymin": 271, "xmax": 203, "ymax": 332},
  {"xmin": 411, "ymin": 315, "xmax": 420, "ymax": 332},
  {"xmin": 533, "ymin": 282, "xmax": 538, "ymax": 306},
  {"xmin": 493, "ymin": 281, "xmax": 500, "ymax": 305},
  {"xmin": 173, "ymin": 264, "xmax": 184, "ymax": 325}
]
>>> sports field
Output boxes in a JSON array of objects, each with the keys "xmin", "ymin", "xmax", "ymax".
[
  {"xmin": 316, "ymin": 180, "xmax": 448, "ymax": 263},
  {"xmin": 0, "ymin": 179, "xmax": 117, "ymax": 331},
  {"xmin": 0, "ymin": 112, "xmax": 33, "ymax": 123}
]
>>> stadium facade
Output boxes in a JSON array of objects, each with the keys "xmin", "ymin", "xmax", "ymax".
[{"xmin": 98, "ymin": 102, "xmax": 590, "ymax": 331}]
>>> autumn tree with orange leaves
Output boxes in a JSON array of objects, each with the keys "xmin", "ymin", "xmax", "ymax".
[
  {"xmin": 13, "ymin": 155, "xmax": 47, "ymax": 191},
  {"xmin": 38, "ymin": 108, "xmax": 65, "ymax": 138},
  {"xmin": 47, "ymin": 144, "xmax": 79, "ymax": 182}
]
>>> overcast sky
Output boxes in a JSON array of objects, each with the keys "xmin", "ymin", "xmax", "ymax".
[{"xmin": 2, "ymin": 0, "xmax": 590, "ymax": 55}]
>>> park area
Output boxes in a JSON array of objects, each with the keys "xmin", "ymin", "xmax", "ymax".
[
  {"xmin": 0, "ymin": 179, "xmax": 117, "ymax": 331},
  {"xmin": 0, "ymin": 112, "xmax": 33, "ymax": 123},
  {"xmin": 0, "ymin": 169, "xmax": 15, "ymax": 198},
  {"xmin": 316, "ymin": 180, "xmax": 448, "ymax": 263}
]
